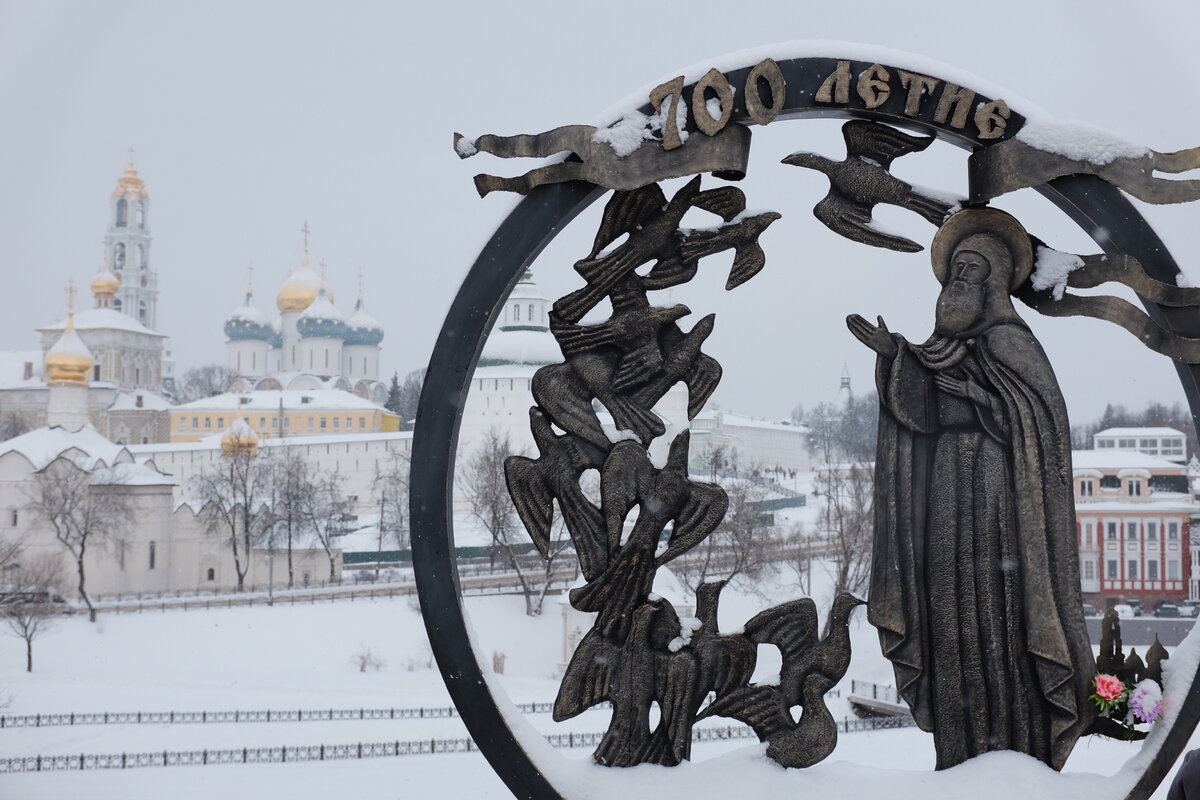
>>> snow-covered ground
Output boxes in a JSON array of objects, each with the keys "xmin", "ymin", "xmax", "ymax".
[{"xmin": 0, "ymin": 563, "xmax": 1195, "ymax": 799}]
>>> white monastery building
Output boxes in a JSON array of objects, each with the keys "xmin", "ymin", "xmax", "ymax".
[{"xmin": 0, "ymin": 161, "xmax": 173, "ymax": 442}]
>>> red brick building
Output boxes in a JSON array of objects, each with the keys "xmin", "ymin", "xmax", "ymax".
[{"xmin": 1074, "ymin": 449, "xmax": 1199, "ymax": 607}]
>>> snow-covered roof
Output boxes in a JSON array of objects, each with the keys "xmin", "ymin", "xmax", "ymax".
[
  {"xmin": 227, "ymin": 300, "xmax": 270, "ymax": 326},
  {"xmin": 694, "ymin": 409, "xmax": 810, "ymax": 434},
  {"xmin": 38, "ymin": 308, "xmax": 165, "ymax": 337},
  {"xmin": 107, "ymin": 391, "xmax": 173, "ymax": 411},
  {"xmin": 478, "ymin": 329, "xmax": 560, "ymax": 367},
  {"xmin": 128, "ymin": 429, "xmax": 412, "ymax": 455},
  {"xmin": 1072, "ymin": 450, "xmax": 1186, "ymax": 472},
  {"xmin": 0, "ymin": 424, "xmax": 173, "ymax": 487},
  {"xmin": 172, "ymin": 388, "xmax": 389, "ymax": 412},
  {"xmin": 471, "ymin": 364, "xmax": 541, "ymax": 380},
  {"xmin": 298, "ymin": 292, "xmax": 344, "ymax": 323},
  {"xmin": 1094, "ymin": 427, "xmax": 1186, "ymax": 438},
  {"xmin": 0, "ymin": 350, "xmax": 44, "ymax": 388},
  {"xmin": 508, "ymin": 281, "xmax": 547, "ymax": 303},
  {"xmin": 344, "ymin": 300, "xmax": 384, "ymax": 346}
]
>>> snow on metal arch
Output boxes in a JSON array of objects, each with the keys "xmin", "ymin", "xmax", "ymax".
[{"xmin": 411, "ymin": 50, "xmax": 1200, "ymax": 800}]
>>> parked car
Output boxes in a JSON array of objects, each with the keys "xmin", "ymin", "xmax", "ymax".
[
  {"xmin": 1082, "ymin": 603, "xmax": 1098, "ymax": 617},
  {"xmin": 1155, "ymin": 604, "xmax": 1182, "ymax": 618},
  {"xmin": 0, "ymin": 585, "xmax": 68, "ymax": 606},
  {"xmin": 1125, "ymin": 598, "xmax": 1145, "ymax": 616},
  {"xmin": 1180, "ymin": 599, "xmax": 1200, "ymax": 618}
]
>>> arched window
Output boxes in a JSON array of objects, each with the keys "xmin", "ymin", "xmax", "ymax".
[
  {"xmin": 528, "ymin": 304, "xmax": 535, "ymax": 322},
  {"xmin": 136, "ymin": 244, "xmax": 145, "ymax": 270},
  {"xmin": 113, "ymin": 298, "xmax": 122, "ymax": 311},
  {"xmin": 513, "ymin": 304, "xmax": 520, "ymax": 321},
  {"xmin": 136, "ymin": 201, "xmax": 145, "ymax": 228},
  {"xmin": 116, "ymin": 198, "xmax": 128, "ymax": 227},
  {"xmin": 206, "ymin": 568, "xmax": 215, "ymax": 581},
  {"xmin": 139, "ymin": 301, "xmax": 147, "ymax": 323},
  {"xmin": 114, "ymin": 243, "xmax": 126, "ymax": 269}
]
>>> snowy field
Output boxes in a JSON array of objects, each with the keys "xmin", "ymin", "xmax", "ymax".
[{"xmin": 0, "ymin": 567, "xmax": 1196, "ymax": 799}]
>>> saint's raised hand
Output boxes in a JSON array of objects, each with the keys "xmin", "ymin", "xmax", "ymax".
[{"xmin": 846, "ymin": 314, "xmax": 897, "ymax": 357}]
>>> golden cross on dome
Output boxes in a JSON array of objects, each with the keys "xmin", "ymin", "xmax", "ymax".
[
  {"xmin": 301, "ymin": 220, "xmax": 310, "ymax": 251},
  {"xmin": 246, "ymin": 262, "xmax": 255, "ymax": 293},
  {"xmin": 128, "ymin": 146, "xmax": 136, "ymax": 168},
  {"xmin": 66, "ymin": 279, "xmax": 77, "ymax": 313}
]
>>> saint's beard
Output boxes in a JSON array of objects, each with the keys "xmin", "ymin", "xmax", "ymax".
[{"xmin": 934, "ymin": 282, "xmax": 985, "ymax": 336}]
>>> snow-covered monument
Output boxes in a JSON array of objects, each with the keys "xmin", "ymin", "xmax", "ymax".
[{"xmin": 413, "ymin": 43, "xmax": 1200, "ymax": 800}]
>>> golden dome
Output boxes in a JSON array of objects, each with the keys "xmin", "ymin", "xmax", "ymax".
[
  {"xmin": 45, "ymin": 313, "xmax": 94, "ymax": 386},
  {"xmin": 114, "ymin": 163, "xmax": 147, "ymax": 198},
  {"xmin": 276, "ymin": 250, "xmax": 321, "ymax": 312},
  {"xmin": 91, "ymin": 269, "xmax": 120, "ymax": 297},
  {"xmin": 220, "ymin": 418, "xmax": 259, "ymax": 456}
]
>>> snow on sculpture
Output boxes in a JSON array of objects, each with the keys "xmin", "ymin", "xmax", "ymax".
[{"xmin": 423, "ymin": 47, "xmax": 1200, "ymax": 799}]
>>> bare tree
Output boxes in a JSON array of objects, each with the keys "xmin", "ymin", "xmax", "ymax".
[
  {"xmin": 0, "ymin": 553, "xmax": 65, "ymax": 672},
  {"xmin": 371, "ymin": 448, "xmax": 410, "ymax": 580},
  {"xmin": 805, "ymin": 402, "xmax": 841, "ymax": 464},
  {"xmin": 783, "ymin": 521, "xmax": 813, "ymax": 595},
  {"xmin": 269, "ymin": 448, "xmax": 311, "ymax": 589},
  {"xmin": 0, "ymin": 532, "xmax": 24, "ymax": 575},
  {"xmin": 178, "ymin": 364, "xmax": 238, "ymax": 403},
  {"xmin": 672, "ymin": 474, "xmax": 774, "ymax": 596},
  {"xmin": 837, "ymin": 392, "xmax": 880, "ymax": 461},
  {"xmin": 25, "ymin": 458, "xmax": 129, "ymax": 621},
  {"xmin": 460, "ymin": 428, "xmax": 568, "ymax": 616},
  {"xmin": 391, "ymin": 369, "xmax": 424, "ymax": 430},
  {"xmin": 303, "ymin": 469, "xmax": 351, "ymax": 583},
  {"xmin": 195, "ymin": 447, "xmax": 271, "ymax": 591},
  {"xmin": 700, "ymin": 444, "xmax": 728, "ymax": 482},
  {"xmin": 0, "ymin": 414, "xmax": 30, "ymax": 442},
  {"xmin": 813, "ymin": 462, "xmax": 873, "ymax": 632}
]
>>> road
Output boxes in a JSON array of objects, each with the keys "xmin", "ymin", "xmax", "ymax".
[{"xmin": 1085, "ymin": 615, "xmax": 1197, "ymax": 647}]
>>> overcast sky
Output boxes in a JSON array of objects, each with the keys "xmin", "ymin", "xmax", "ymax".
[{"xmin": 1, "ymin": 0, "xmax": 1198, "ymax": 425}]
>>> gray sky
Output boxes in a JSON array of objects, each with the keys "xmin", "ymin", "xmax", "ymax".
[{"xmin": 1, "ymin": 0, "xmax": 1198, "ymax": 424}]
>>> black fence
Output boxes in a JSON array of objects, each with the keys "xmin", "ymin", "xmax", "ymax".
[
  {"xmin": 848, "ymin": 680, "xmax": 902, "ymax": 705},
  {"xmin": 0, "ymin": 702, "xmax": 568, "ymax": 729},
  {"xmin": 0, "ymin": 716, "xmax": 917, "ymax": 773}
]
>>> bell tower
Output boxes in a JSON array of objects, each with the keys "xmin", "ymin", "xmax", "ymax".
[{"xmin": 106, "ymin": 150, "xmax": 158, "ymax": 330}]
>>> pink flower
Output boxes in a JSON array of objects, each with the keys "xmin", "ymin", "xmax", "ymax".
[{"xmin": 1095, "ymin": 674, "xmax": 1125, "ymax": 702}]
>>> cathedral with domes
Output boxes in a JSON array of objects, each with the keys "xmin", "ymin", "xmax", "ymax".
[
  {"xmin": 223, "ymin": 245, "xmax": 387, "ymax": 406},
  {"xmin": 0, "ymin": 159, "xmax": 174, "ymax": 444}
]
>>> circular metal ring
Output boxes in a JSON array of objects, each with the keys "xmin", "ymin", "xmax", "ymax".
[{"xmin": 411, "ymin": 53, "xmax": 1200, "ymax": 800}]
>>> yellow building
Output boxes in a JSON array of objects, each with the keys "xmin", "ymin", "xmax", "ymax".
[{"xmin": 169, "ymin": 389, "xmax": 399, "ymax": 443}]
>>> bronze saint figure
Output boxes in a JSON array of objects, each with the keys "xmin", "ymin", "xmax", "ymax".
[{"xmin": 847, "ymin": 207, "xmax": 1096, "ymax": 771}]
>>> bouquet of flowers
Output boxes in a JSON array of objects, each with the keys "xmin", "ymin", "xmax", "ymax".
[{"xmin": 1091, "ymin": 674, "xmax": 1164, "ymax": 737}]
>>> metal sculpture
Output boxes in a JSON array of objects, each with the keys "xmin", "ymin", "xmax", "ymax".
[
  {"xmin": 782, "ymin": 119, "xmax": 956, "ymax": 252},
  {"xmin": 455, "ymin": 120, "xmax": 751, "ymax": 197},
  {"xmin": 501, "ymin": 176, "xmax": 862, "ymax": 769},
  {"xmin": 849, "ymin": 207, "xmax": 1094, "ymax": 770},
  {"xmin": 416, "ymin": 51, "xmax": 1200, "ymax": 800},
  {"xmin": 969, "ymin": 136, "xmax": 1200, "ymax": 204}
]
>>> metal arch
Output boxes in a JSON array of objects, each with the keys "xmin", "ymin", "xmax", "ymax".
[{"xmin": 411, "ymin": 55, "xmax": 1199, "ymax": 800}]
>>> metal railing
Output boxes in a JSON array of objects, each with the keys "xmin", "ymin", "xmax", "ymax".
[
  {"xmin": 0, "ymin": 701, "xmax": 572, "ymax": 729},
  {"xmin": 848, "ymin": 679, "xmax": 902, "ymax": 705},
  {"xmin": 0, "ymin": 716, "xmax": 917, "ymax": 773}
]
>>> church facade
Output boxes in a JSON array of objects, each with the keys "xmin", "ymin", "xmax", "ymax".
[{"xmin": 0, "ymin": 161, "xmax": 172, "ymax": 443}]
